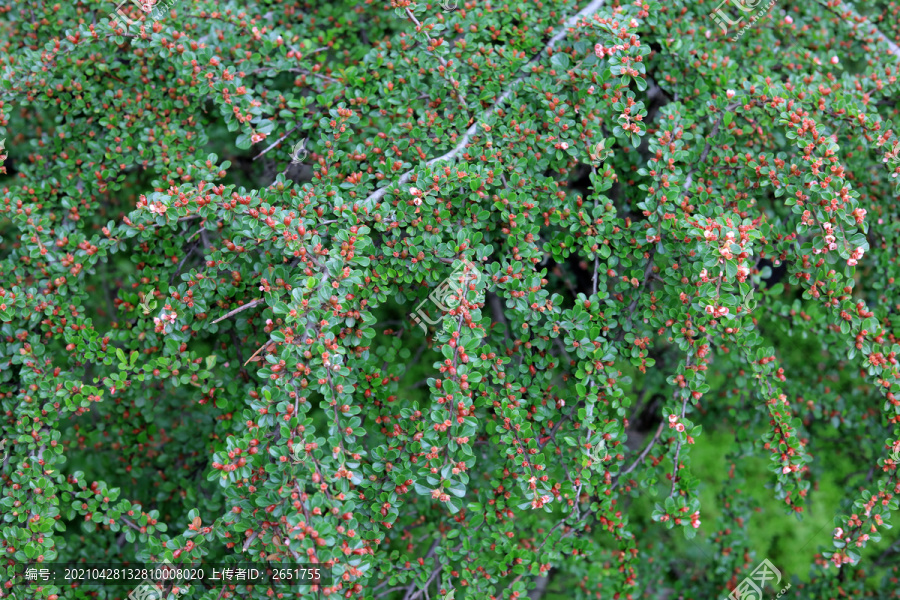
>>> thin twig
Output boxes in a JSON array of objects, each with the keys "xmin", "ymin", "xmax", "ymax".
[
  {"xmin": 400, "ymin": 540, "xmax": 440, "ymax": 600},
  {"xmin": 611, "ymin": 421, "xmax": 665, "ymax": 492},
  {"xmin": 361, "ymin": 0, "xmax": 609, "ymax": 208},
  {"xmin": 404, "ymin": 7, "xmax": 470, "ymax": 117},
  {"xmin": 211, "ymin": 298, "xmax": 264, "ymax": 324},
  {"xmin": 242, "ymin": 530, "xmax": 260, "ymax": 551},
  {"xmin": 253, "ymin": 123, "xmax": 302, "ymax": 161},
  {"xmin": 243, "ymin": 341, "xmax": 273, "ymax": 367},
  {"xmin": 669, "ymin": 374, "xmax": 691, "ymax": 497},
  {"xmin": 169, "ymin": 239, "xmax": 200, "ymax": 287},
  {"xmin": 120, "ymin": 516, "xmax": 143, "ymax": 532}
]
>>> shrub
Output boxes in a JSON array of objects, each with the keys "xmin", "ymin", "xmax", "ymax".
[{"xmin": 1, "ymin": 0, "xmax": 900, "ymax": 598}]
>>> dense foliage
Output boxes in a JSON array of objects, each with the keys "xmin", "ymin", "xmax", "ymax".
[{"xmin": 2, "ymin": 0, "xmax": 900, "ymax": 598}]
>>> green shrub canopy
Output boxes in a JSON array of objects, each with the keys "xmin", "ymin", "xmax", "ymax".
[{"xmin": 1, "ymin": 0, "xmax": 900, "ymax": 598}]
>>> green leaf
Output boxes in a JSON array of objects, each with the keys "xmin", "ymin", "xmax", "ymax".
[
  {"xmin": 725, "ymin": 260, "xmax": 738, "ymax": 279},
  {"xmin": 550, "ymin": 53, "xmax": 570, "ymax": 70}
]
